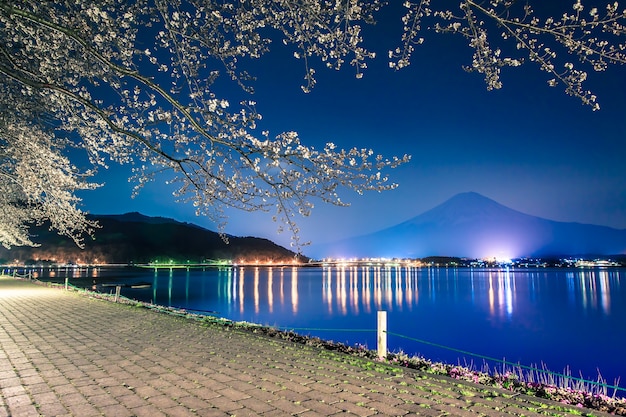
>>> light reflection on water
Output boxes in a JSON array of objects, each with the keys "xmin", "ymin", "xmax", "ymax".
[
  {"xmin": 24, "ymin": 265, "xmax": 622, "ymax": 321},
  {"xmin": 222, "ymin": 266, "xmax": 429, "ymax": 317},
  {"xmin": 17, "ymin": 265, "xmax": 626, "ymax": 385}
]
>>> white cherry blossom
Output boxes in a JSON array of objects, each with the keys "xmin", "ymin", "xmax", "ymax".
[{"xmin": 1, "ymin": 1, "xmax": 624, "ymax": 249}]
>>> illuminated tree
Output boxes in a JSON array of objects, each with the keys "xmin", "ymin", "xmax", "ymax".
[
  {"xmin": 0, "ymin": 1, "xmax": 624, "ymax": 249},
  {"xmin": 0, "ymin": 115, "xmax": 97, "ymax": 247},
  {"xmin": 391, "ymin": 0, "xmax": 626, "ymax": 110}
]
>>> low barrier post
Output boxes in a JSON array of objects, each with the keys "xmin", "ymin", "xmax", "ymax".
[
  {"xmin": 115, "ymin": 285, "xmax": 121, "ymax": 303},
  {"xmin": 377, "ymin": 310, "xmax": 387, "ymax": 359},
  {"xmin": 65, "ymin": 277, "xmax": 69, "ymax": 291}
]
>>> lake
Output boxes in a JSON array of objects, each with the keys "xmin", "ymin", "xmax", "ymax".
[{"xmin": 19, "ymin": 265, "xmax": 626, "ymax": 392}]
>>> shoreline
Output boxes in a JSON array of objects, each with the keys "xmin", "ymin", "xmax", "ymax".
[
  {"xmin": 15, "ymin": 275, "xmax": 626, "ymax": 416},
  {"xmin": 3, "ymin": 262, "xmax": 626, "ymax": 271}
]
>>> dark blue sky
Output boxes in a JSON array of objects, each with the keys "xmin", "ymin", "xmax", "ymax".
[{"xmin": 79, "ymin": 3, "xmax": 626, "ymax": 250}]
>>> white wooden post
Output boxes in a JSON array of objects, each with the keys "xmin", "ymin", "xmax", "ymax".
[
  {"xmin": 65, "ymin": 277, "xmax": 69, "ymax": 290},
  {"xmin": 377, "ymin": 310, "xmax": 387, "ymax": 359},
  {"xmin": 115, "ymin": 285, "xmax": 121, "ymax": 303}
]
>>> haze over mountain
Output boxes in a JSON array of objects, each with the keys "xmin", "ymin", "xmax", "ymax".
[
  {"xmin": 312, "ymin": 192, "xmax": 626, "ymax": 259},
  {"xmin": 0, "ymin": 213, "xmax": 301, "ymax": 265}
]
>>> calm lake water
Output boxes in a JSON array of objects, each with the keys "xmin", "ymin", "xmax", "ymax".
[{"xmin": 22, "ymin": 265, "xmax": 626, "ymax": 390}]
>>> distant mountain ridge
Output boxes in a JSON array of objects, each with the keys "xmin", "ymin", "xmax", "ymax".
[
  {"xmin": 0, "ymin": 213, "xmax": 301, "ymax": 264},
  {"xmin": 317, "ymin": 192, "xmax": 626, "ymax": 259}
]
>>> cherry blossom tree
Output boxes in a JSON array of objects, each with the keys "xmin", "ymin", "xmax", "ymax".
[
  {"xmin": 0, "ymin": 0, "xmax": 624, "ymax": 249},
  {"xmin": 391, "ymin": 0, "xmax": 626, "ymax": 110},
  {"xmin": 0, "ymin": 114, "xmax": 98, "ymax": 248}
]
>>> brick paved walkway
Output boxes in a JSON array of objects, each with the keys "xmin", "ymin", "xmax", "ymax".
[{"xmin": 0, "ymin": 276, "xmax": 611, "ymax": 416}]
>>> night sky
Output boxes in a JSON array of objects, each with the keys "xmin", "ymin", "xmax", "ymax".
[{"xmin": 78, "ymin": 3, "xmax": 626, "ymax": 251}]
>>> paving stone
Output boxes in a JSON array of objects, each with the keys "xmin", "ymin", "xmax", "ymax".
[
  {"xmin": 31, "ymin": 391, "xmax": 59, "ymax": 406},
  {"xmin": 216, "ymin": 386, "xmax": 252, "ymax": 401},
  {"xmin": 366, "ymin": 390, "xmax": 405, "ymax": 406},
  {"xmin": 77, "ymin": 383, "xmax": 108, "ymax": 397},
  {"xmin": 53, "ymin": 383, "xmax": 80, "ymax": 396},
  {"xmin": 0, "ymin": 377, "xmax": 21, "ymax": 389},
  {"xmin": 367, "ymin": 400, "xmax": 411, "ymax": 415},
  {"xmin": 134, "ymin": 384, "xmax": 162, "ymax": 399},
  {"xmin": 298, "ymin": 411, "xmax": 333, "ymax": 417},
  {"xmin": 468, "ymin": 404, "xmax": 513, "ymax": 416},
  {"xmin": 9, "ymin": 404, "xmax": 42, "ymax": 417},
  {"xmin": 237, "ymin": 397, "xmax": 276, "ymax": 413},
  {"xmin": 65, "ymin": 402, "xmax": 102, "ymax": 417},
  {"xmin": 99, "ymin": 403, "xmax": 136, "ymax": 417},
  {"xmin": 161, "ymin": 405, "xmax": 198, "ymax": 417},
  {"xmin": 35, "ymin": 402, "xmax": 69, "ymax": 417},
  {"xmin": 222, "ymin": 379, "xmax": 255, "ymax": 393},
  {"xmin": 148, "ymin": 378, "xmax": 175, "ymax": 390},
  {"xmin": 300, "ymin": 398, "xmax": 345, "ymax": 415},
  {"xmin": 88, "ymin": 392, "xmax": 122, "ymax": 408},
  {"xmin": 194, "ymin": 407, "xmax": 231, "ymax": 417},
  {"xmin": 157, "ymin": 384, "xmax": 189, "ymax": 400},
  {"xmin": 188, "ymin": 387, "xmax": 221, "ymax": 401},
  {"xmin": 24, "ymin": 382, "xmax": 50, "ymax": 395},
  {"xmin": 21, "ymin": 374, "xmax": 45, "ymax": 386},
  {"xmin": 4, "ymin": 393, "xmax": 32, "ymax": 410},
  {"xmin": 129, "ymin": 404, "xmax": 169, "ymax": 417},
  {"xmin": 59, "ymin": 391, "xmax": 88, "ymax": 407},
  {"xmin": 337, "ymin": 400, "xmax": 378, "ymax": 417},
  {"xmin": 268, "ymin": 397, "xmax": 309, "ymax": 414},
  {"xmin": 147, "ymin": 394, "xmax": 180, "ymax": 409},
  {"xmin": 176, "ymin": 394, "xmax": 210, "ymax": 410},
  {"xmin": 1, "ymin": 384, "xmax": 27, "ymax": 398},
  {"xmin": 115, "ymin": 393, "xmax": 148, "ymax": 409},
  {"xmin": 397, "ymin": 401, "xmax": 431, "ymax": 414},
  {"xmin": 204, "ymin": 395, "xmax": 244, "ymax": 413}
]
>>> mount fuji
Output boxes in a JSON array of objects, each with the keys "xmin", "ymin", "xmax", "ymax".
[{"xmin": 314, "ymin": 192, "xmax": 626, "ymax": 259}]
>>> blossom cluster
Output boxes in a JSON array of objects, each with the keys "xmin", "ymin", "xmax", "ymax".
[{"xmin": 391, "ymin": 0, "xmax": 626, "ymax": 110}]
